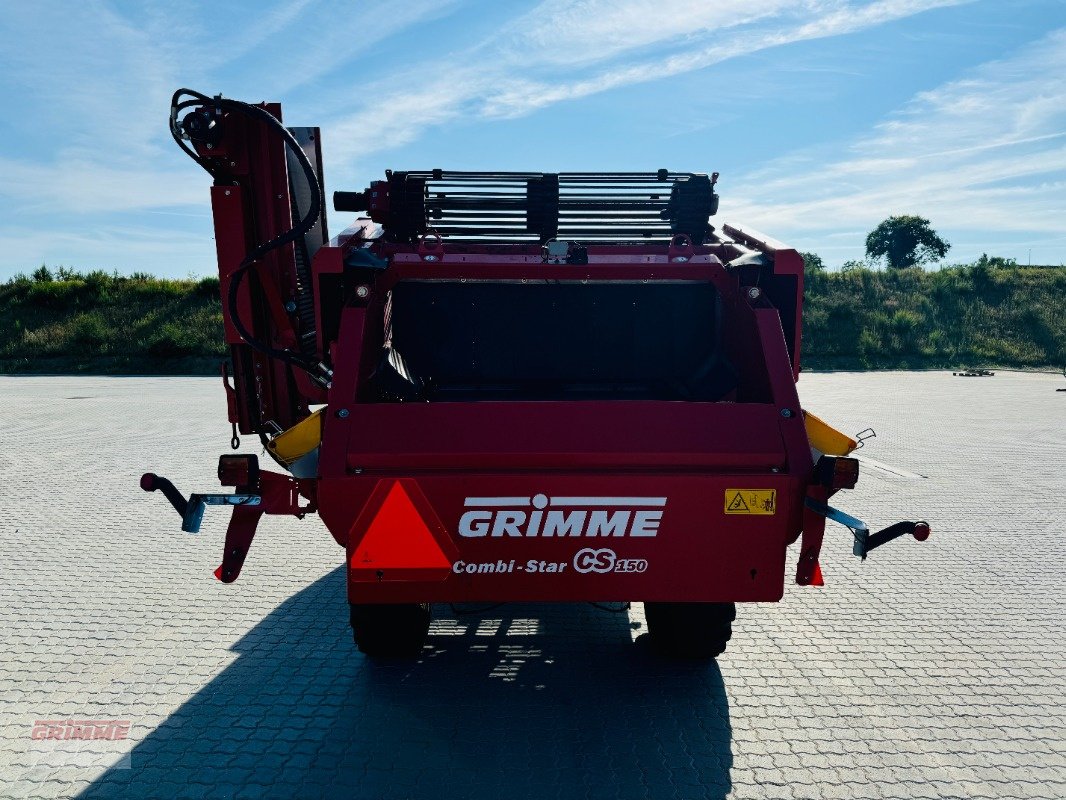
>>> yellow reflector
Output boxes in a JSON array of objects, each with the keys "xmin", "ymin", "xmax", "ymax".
[
  {"xmin": 803, "ymin": 410, "xmax": 858, "ymax": 456},
  {"xmin": 267, "ymin": 408, "xmax": 324, "ymax": 464}
]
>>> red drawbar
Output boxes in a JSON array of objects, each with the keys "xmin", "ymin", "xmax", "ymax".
[{"xmin": 349, "ymin": 480, "xmax": 454, "ymax": 581}]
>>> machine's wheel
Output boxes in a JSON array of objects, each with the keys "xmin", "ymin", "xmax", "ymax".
[
  {"xmin": 643, "ymin": 602, "xmax": 735, "ymax": 659},
  {"xmin": 349, "ymin": 603, "xmax": 431, "ymax": 657}
]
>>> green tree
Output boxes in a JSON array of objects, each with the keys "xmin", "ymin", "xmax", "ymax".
[
  {"xmin": 865, "ymin": 215, "xmax": 950, "ymax": 269},
  {"xmin": 974, "ymin": 253, "xmax": 1017, "ymax": 269},
  {"xmin": 800, "ymin": 252, "xmax": 825, "ymax": 272}
]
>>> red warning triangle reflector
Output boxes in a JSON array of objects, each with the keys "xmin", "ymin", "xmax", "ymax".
[{"xmin": 350, "ymin": 481, "xmax": 452, "ymax": 571}]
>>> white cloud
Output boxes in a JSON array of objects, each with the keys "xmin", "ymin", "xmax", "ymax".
[
  {"xmin": 483, "ymin": 0, "xmax": 969, "ymax": 116},
  {"xmin": 204, "ymin": 0, "xmax": 461, "ymax": 97},
  {"xmin": 500, "ymin": 0, "xmax": 799, "ymax": 66},
  {"xmin": 0, "ymin": 3, "xmax": 179, "ymax": 161},
  {"xmin": 0, "ymin": 157, "xmax": 204, "ymax": 215},
  {"xmin": 0, "ymin": 0, "xmax": 458, "ymax": 273},
  {"xmin": 725, "ymin": 28, "xmax": 1066, "ymax": 244},
  {"xmin": 320, "ymin": 0, "xmax": 969, "ymax": 168},
  {"xmin": 201, "ymin": 0, "xmax": 320, "ymax": 69},
  {"xmin": 0, "ymin": 224, "xmax": 213, "ymax": 275},
  {"xmin": 5, "ymin": 0, "xmax": 1053, "ymax": 274},
  {"xmin": 0, "ymin": 0, "xmax": 453, "ymax": 214}
]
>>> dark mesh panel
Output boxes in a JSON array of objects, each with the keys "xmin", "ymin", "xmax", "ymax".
[{"xmin": 381, "ymin": 281, "xmax": 734, "ymax": 401}]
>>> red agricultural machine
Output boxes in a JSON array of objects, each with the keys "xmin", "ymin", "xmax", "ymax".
[{"xmin": 143, "ymin": 89, "xmax": 929, "ymax": 658}]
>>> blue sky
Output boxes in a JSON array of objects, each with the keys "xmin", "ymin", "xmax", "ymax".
[{"xmin": 1, "ymin": 0, "xmax": 1064, "ymax": 278}]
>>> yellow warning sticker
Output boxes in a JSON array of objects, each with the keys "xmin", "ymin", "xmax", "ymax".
[{"xmin": 724, "ymin": 489, "xmax": 777, "ymax": 515}]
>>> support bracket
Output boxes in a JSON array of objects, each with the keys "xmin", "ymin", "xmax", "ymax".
[
  {"xmin": 141, "ymin": 468, "xmax": 314, "ymax": 582},
  {"xmin": 804, "ymin": 497, "xmax": 930, "ymax": 560}
]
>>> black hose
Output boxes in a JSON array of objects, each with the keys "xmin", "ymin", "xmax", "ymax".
[{"xmin": 170, "ymin": 89, "xmax": 324, "ymax": 378}]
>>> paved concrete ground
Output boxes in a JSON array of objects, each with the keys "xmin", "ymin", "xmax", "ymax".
[{"xmin": 0, "ymin": 371, "xmax": 1063, "ymax": 799}]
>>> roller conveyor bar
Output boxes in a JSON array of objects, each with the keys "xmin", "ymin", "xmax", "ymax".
[{"xmin": 336, "ymin": 170, "xmax": 719, "ymax": 244}]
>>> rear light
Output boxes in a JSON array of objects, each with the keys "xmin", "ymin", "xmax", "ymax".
[
  {"xmin": 218, "ymin": 454, "xmax": 260, "ymax": 488},
  {"xmin": 816, "ymin": 456, "xmax": 859, "ymax": 490}
]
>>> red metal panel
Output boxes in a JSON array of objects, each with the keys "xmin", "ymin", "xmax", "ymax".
[
  {"xmin": 772, "ymin": 248, "xmax": 805, "ymax": 380},
  {"xmin": 751, "ymin": 304, "xmax": 812, "ymax": 478},
  {"xmin": 376, "ymin": 259, "xmax": 730, "ymax": 290},
  {"xmin": 209, "ymin": 186, "xmax": 253, "ymax": 344},
  {"xmin": 332, "ymin": 472, "xmax": 796, "ymax": 603},
  {"xmin": 320, "ymin": 307, "xmax": 365, "ymax": 481},
  {"xmin": 342, "ymin": 402, "xmax": 787, "ymax": 471}
]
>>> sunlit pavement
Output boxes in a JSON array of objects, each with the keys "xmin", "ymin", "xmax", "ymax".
[{"xmin": 1, "ymin": 371, "xmax": 1063, "ymax": 799}]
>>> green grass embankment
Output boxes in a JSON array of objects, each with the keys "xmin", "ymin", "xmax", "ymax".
[
  {"xmin": 0, "ymin": 270, "xmax": 225, "ymax": 374},
  {"xmin": 0, "ymin": 263, "xmax": 1062, "ymax": 374},
  {"xmin": 802, "ymin": 264, "xmax": 1065, "ymax": 370}
]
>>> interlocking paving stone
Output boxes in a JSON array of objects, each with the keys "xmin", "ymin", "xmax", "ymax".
[{"xmin": 0, "ymin": 371, "xmax": 1063, "ymax": 799}]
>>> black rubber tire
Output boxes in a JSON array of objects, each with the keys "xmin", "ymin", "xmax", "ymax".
[
  {"xmin": 643, "ymin": 601, "xmax": 735, "ymax": 659},
  {"xmin": 349, "ymin": 603, "xmax": 431, "ymax": 658}
]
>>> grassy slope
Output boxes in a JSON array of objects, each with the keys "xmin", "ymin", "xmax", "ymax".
[
  {"xmin": 802, "ymin": 264, "xmax": 1065, "ymax": 370},
  {"xmin": 0, "ymin": 265, "xmax": 1062, "ymax": 374},
  {"xmin": 0, "ymin": 272, "xmax": 225, "ymax": 374}
]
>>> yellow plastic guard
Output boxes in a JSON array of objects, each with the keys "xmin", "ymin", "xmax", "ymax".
[
  {"xmin": 803, "ymin": 410, "xmax": 857, "ymax": 456},
  {"xmin": 267, "ymin": 408, "xmax": 324, "ymax": 464}
]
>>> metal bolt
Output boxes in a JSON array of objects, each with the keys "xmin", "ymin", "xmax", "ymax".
[
  {"xmin": 229, "ymin": 161, "xmax": 236, "ymax": 167},
  {"xmin": 748, "ymin": 287, "xmax": 761, "ymax": 300},
  {"xmin": 780, "ymin": 408, "xmax": 793, "ymax": 418},
  {"xmin": 284, "ymin": 300, "xmax": 296, "ymax": 312},
  {"xmin": 355, "ymin": 285, "xmax": 370, "ymax": 299},
  {"xmin": 224, "ymin": 190, "xmax": 231, "ymax": 196},
  {"xmin": 336, "ymin": 409, "xmax": 349, "ymax": 418}
]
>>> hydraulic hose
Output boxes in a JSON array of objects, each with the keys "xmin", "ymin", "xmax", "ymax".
[{"xmin": 169, "ymin": 89, "xmax": 327, "ymax": 382}]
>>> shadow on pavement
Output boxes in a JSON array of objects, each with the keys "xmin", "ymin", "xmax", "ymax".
[{"xmin": 81, "ymin": 568, "xmax": 732, "ymax": 800}]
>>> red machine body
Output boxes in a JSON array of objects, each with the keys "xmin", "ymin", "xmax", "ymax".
[
  {"xmin": 316, "ymin": 246, "xmax": 812, "ymax": 604},
  {"xmin": 147, "ymin": 91, "xmax": 927, "ymax": 656}
]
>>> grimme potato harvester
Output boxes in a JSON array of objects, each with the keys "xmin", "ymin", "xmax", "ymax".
[{"xmin": 142, "ymin": 89, "xmax": 929, "ymax": 658}]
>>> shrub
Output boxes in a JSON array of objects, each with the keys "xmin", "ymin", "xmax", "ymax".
[
  {"xmin": 68, "ymin": 312, "xmax": 111, "ymax": 355},
  {"xmin": 194, "ymin": 276, "xmax": 221, "ymax": 298},
  {"xmin": 146, "ymin": 322, "xmax": 201, "ymax": 357}
]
